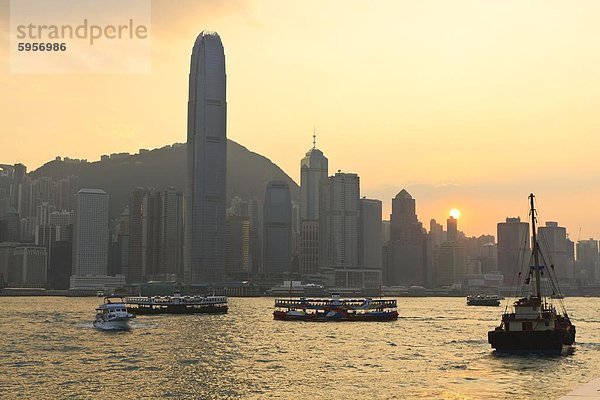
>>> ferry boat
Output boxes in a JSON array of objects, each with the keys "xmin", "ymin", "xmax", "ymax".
[
  {"xmin": 467, "ymin": 294, "xmax": 501, "ymax": 306},
  {"xmin": 488, "ymin": 194, "xmax": 576, "ymax": 354},
  {"xmin": 273, "ymin": 295, "xmax": 398, "ymax": 321},
  {"xmin": 126, "ymin": 292, "xmax": 228, "ymax": 315},
  {"xmin": 94, "ymin": 296, "xmax": 135, "ymax": 331}
]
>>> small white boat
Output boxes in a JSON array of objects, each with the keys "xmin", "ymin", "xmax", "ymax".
[{"xmin": 93, "ymin": 296, "xmax": 135, "ymax": 331}]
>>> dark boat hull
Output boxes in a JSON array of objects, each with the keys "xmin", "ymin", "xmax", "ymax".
[
  {"xmin": 273, "ymin": 311, "xmax": 398, "ymax": 322},
  {"xmin": 488, "ymin": 327, "xmax": 576, "ymax": 354},
  {"xmin": 128, "ymin": 305, "xmax": 228, "ymax": 315}
]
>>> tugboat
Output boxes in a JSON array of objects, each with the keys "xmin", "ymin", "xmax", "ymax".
[
  {"xmin": 94, "ymin": 296, "xmax": 135, "ymax": 331},
  {"xmin": 488, "ymin": 194, "xmax": 576, "ymax": 354}
]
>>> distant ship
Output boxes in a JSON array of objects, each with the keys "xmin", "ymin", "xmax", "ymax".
[
  {"xmin": 467, "ymin": 294, "xmax": 501, "ymax": 306},
  {"xmin": 488, "ymin": 194, "xmax": 576, "ymax": 354},
  {"xmin": 273, "ymin": 295, "xmax": 398, "ymax": 322}
]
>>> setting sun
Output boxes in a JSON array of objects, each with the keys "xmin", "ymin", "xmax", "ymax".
[{"xmin": 449, "ymin": 208, "xmax": 461, "ymax": 219}]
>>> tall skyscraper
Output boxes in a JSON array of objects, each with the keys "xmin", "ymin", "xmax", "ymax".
[
  {"xmin": 70, "ymin": 189, "xmax": 125, "ymax": 290},
  {"xmin": 576, "ymin": 239, "xmax": 599, "ymax": 281},
  {"xmin": 299, "ymin": 137, "xmax": 328, "ymax": 280},
  {"xmin": 263, "ymin": 181, "xmax": 292, "ymax": 277},
  {"xmin": 447, "ymin": 216, "xmax": 458, "ymax": 242},
  {"xmin": 185, "ymin": 31, "xmax": 227, "ymax": 284},
  {"xmin": 497, "ymin": 217, "xmax": 530, "ymax": 285},
  {"xmin": 300, "ymin": 138, "xmax": 328, "ymax": 220}
]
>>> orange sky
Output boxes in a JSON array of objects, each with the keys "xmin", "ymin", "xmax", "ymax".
[{"xmin": 1, "ymin": 0, "xmax": 600, "ymax": 238}]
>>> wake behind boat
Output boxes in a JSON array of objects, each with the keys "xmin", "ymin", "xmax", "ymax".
[
  {"xmin": 488, "ymin": 194, "xmax": 576, "ymax": 354},
  {"xmin": 273, "ymin": 295, "xmax": 398, "ymax": 322},
  {"xmin": 93, "ymin": 296, "xmax": 135, "ymax": 331}
]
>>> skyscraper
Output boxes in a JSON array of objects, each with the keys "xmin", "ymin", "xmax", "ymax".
[
  {"xmin": 497, "ymin": 217, "xmax": 530, "ymax": 285},
  {"xmin": 538, "ymin": 221, "xmax": 570, "ymax": 281},
  {"xmin": 70, "ymin": 189, "xmax": 124, "ymax": 290},
  {"xmin": 185, "ymin": 31, "xmax": 227, "ymax": 284},
  {"xmin": 359, "ymin": 198, "xmax": 382, "ymax": 270},
  {"xmin": 263, "ymin": 181, "xmax": 292, "ymax": 277},
  {"xmin": 387, "ymin": 190, "xmax": 427, "ymax": 286},
  {"xmin": 299, "ymin": 137, "xmax": 328, "ymax": 280},
  {"xmin": 300, "ymin": 140, "xmax": 328, "ymax": 220}
]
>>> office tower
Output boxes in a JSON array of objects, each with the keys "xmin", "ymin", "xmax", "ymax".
[
  {"xmin": 185, "ymin": 31, "xmax": 227, "ymax": 284},
  {"xmin": 359, "ymin": 198, "xmax": 382, "ymax": 270},
  {"xmin": 299, "ymin": 137, "xmax": 328, "ymax": 280},
  {"xmin": 434, "ymin": 243, "xmax": 467, "ymax": 286},
  {"xmin": 382, "ymin": 220, "xmax": 390, "ymax": 245},
  {"xmin": 576, "ymin": 239, "xmax": 599, "ymax": 281},
  {"xmin": 161, "ymin": 188, "xmax": 184, "ymax": 281},
  {"xmin": 70, "ymin": 189, "xmax": 124, "ymax": 290},
  {"xmin": 447, "ymin": 216, "xmax": 458, "ymax": 242},
  {"xmin": 57, "ymin": 175, "xmax": 80, "ymax": 212},
  {"xmin": 497, "ymin": 217, "xmax": 530, "ymax": 285},
  {"xmin": 537, "ymin": 221, "xmax": 570, "ymax": 281},
  {"xmin": 225, "ymin": 215, "xmax": 250, "ymax": 280},
  {"xmin": 128, "ymin": 188, "xmax": 146, "ymax": 283},
  {"xmin": 248, "ymin": 198, "xmax": 263, "ymax": 277},
  {"xmin": 320, "ymin": 172, "xmax": 379, "ymax": 288},
  {"xmin": 129, "ymin": 188, "xmax": 185, "ymax": 283},
  {"xmin": 480, "ymin": 242, "xmax": 498, "ymax": 273},
  {"xmin": 300, "ymin": 139, "xmax": 328, "ymax": 220},
  {"xmin": 263, "ymin": 181, "xmax": 292, "ymax": 277},
  {"xmin": 387, "ymin": 190, "xmax": 427, "ymax": 286}
]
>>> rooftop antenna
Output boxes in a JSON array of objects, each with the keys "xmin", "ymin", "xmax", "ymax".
[{"xmin": 313, "ymin": 125, "xmax": 316, "ymax": 149}]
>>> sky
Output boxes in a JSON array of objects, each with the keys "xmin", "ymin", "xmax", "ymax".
[{"xmin": 1, "ymin": 0, "xmax": 600, "ymax": 238}]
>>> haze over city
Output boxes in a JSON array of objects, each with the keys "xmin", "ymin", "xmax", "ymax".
[{"xmin": 1, "ymin": 0, "xmax": 600, "ymax": 237}]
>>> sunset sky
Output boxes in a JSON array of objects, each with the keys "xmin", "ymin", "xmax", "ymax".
[{"xmin": 1, "ymin": 0, "xmax": 600, "ymax": 238}]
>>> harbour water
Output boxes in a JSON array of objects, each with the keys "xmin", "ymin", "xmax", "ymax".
[{"xmin": 1, "ymin": 296, "xmax": 599, "ymax": 399}]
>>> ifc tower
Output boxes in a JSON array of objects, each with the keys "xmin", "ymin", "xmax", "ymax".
[{"xmin": 185, "ymin": 31, "xmax": 227, "ymax": 283}]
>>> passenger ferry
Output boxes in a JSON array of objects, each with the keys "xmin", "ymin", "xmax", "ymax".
[
  {"xmin": 126, "ymin": 292, "xmax": 228, "ymax": 315},
  {"xmin": 94, "ymin": 296, "xmax": 135, "ymax": 331},
  {"xmin": 467, "ymin": 294, "xmax": 501, "ymax": 306},
  {"xmin": 273, "ymin": 295, "xmax": 398, "ymax": 321}
]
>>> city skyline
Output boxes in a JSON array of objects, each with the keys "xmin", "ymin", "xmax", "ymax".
[{"xmin": 2, "ymin": 1, "xmax": 600, "ymax": 237}]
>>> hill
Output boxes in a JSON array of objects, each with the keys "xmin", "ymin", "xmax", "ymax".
[{"xmin": 31, "ymin": 140, "xmax": 299, "ymax": 217}]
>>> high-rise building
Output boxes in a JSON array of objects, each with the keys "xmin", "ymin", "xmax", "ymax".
[
  {"xmin": 320, "ymin": 172, "xmax": 379, "ymax": 288},
  {"xmin": 386, "ymin": 190, "xmax": 427, "ymax": 286},
  {"xmin": 538, "ymin": 221, "xmax": 570, "ymax": 281},
  {"xmin": 497, "ymin": 217, "xmax": 530, "ymax": 286},
  {"xmin": 185, "ymin": 31, "xmax": 227, "ymax": 284},
  {"xmin": 248, "ymin": 198, "xmax": 263, "ymax": 277},
  {"xmin": 263, "ymin": 181, "xmax": 292, "ymax": 277},
  {"xmin": 70, "ymin": 189, "xmax": 124, "ymax": 290},
  {"xmin": 576, "ymin": 239, "xmax": 599, "ymax": 282},
  {"xmin": 359, "ymin": 198, "xmax": 382, "ymax": 270},
  {"xmin": 225, "ymin": 215, "xmax": 250, "ymax": 280},
  {"xmin": 300, "ymin": 141, "xmax": 328, "ymax": 221}
]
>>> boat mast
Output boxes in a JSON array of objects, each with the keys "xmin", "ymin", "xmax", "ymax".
[{"xmin": 529, "ymin": 193, "xmax": 542, "ymax": 300}]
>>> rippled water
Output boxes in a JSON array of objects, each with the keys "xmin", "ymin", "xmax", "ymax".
[{"xmin": 1, "ymin": 297, "xmax": 599, "ymax": 399}]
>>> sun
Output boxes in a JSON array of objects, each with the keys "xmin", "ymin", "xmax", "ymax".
[{"xmin": 449, "ymin": 208, "xmax": 461, "ymax": 219}]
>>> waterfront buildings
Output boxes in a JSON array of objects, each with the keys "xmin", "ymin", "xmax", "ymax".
[
  {"xmin": 185, "ymin": 31, "xmax": 227, "ymax": 284},
  {"xmin": 359, "ymin": 198, "xmax": 382, "ymax": 270}
]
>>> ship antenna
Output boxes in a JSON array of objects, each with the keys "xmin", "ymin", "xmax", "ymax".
[
  {"xmin": 313, "ymin": 126, "xmax": 316, "ymax": 149},
  {"xmin": 529, "ymin": 193, "xmax": 542, "ymax": 300}
]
